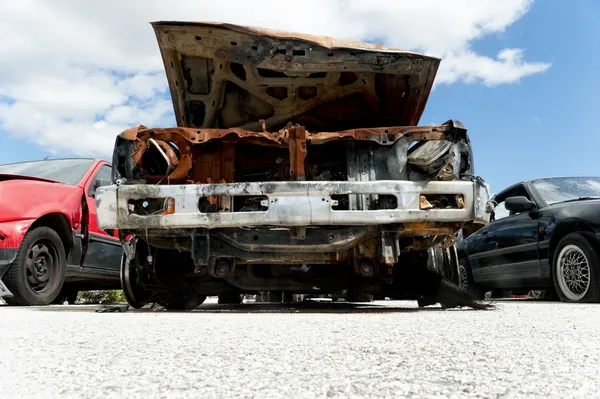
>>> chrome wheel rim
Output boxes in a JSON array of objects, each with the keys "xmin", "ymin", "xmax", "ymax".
[
  {"xmin": 557, "ymin": 245, "xmax": 591, "ymax": 301},
  {"xmin": 458, "ymin": 264, "xmax": 469, "ymax": 291}
]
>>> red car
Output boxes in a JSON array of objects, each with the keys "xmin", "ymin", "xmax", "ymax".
[{"xmin": 0, "ymin": 158, "xmax": 122, "ymax": 305}]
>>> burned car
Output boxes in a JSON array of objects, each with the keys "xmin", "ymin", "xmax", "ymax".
[{"xmin": 95, "ymin": 21, "xmax": 491, "ymax": 309}]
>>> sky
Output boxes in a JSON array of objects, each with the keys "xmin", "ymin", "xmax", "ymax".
[{"xmin": 0, "ymin": 0, "xmax": 598, "ymax": 194}]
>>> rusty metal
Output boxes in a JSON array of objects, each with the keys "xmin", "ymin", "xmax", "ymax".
[
  {"xmin": 399, "ymin": 222, "xmax": 462, "ymax": 237},
  {"xmin": 441, "ymin": 233, "xmax": 459, "ymax": 249},
  {"xmin": 119, "ymin": 124, "xmax": 451, "ymax": 147},
  {"xmin": 119, "ymin": 123, "xmax": 456, "ymax": 185},
  {"xmin": 286, "ymin": 123, "xmax": 307, "ymax": 181},
  {"xmin": 151, "ymin": 21, "xmax": 440, "ymax": 131},
  {"xmin": 420, "ymin": 195, "xmax": 434, "ymax": 210}
]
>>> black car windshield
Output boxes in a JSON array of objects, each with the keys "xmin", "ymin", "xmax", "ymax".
[
  {"xmin": 0, "ymin": 158, "xmax": 95, "ymax": 186},
  {"xmin": 531, "ymin": 177, "xmax": 600, "ymax": 205}
]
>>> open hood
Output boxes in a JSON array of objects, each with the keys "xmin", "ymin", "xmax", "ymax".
[{"xmin": 152, "ymin": 21, "xmax": 440, "ymax": 132}]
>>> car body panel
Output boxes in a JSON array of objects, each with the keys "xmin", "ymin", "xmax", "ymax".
[{"xmin": 459, "ymin": 177, "xmax": 600, "ymax": 291}]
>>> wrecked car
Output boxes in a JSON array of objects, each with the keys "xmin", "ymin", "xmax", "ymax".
[
  {"xmin": 0, "ymin": 158, "xmax": 122, "ymax": 305},
  {"xmin": 95, "ymin": 21, "xmax": 491, "ymax": 310}
]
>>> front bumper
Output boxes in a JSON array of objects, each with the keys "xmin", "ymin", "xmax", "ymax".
[{"xmin": 96, "ymin": 180, "xmax": 490, "ymax": 230}]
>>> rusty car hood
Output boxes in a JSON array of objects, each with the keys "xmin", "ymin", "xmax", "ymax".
[{"xmin": 152, "ymin": 21, "xmax": 440, "ymax": 132}]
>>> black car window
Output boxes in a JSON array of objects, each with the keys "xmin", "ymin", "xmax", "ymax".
[
  {"xmin": 87, "ymin": 165, "xmax": 112, "ymax": 197},
  {"xmin": 492, "ymin": 185, "xmax": 532, "ymax": 221}
]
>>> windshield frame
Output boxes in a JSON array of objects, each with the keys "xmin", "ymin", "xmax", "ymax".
[
  {"xmin": 530, "ymin": 176, "xmax": 600, "ymax": 206},
  {"xmin": 0, "ymin": 158, "xmax": 96, "ymax": 186}
]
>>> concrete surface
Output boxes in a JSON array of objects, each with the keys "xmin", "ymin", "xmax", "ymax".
[{"xmin": 1, "ymin": 299, "xmax": 599, "ymax": 398}]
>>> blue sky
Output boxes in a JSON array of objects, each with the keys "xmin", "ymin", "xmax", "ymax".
[
  {"xmin": 421, "ymin": 0, "xmax": 600, "ymax": 192},
  {"xmin": 0, "ymin": 0, "xmax": 598, "ymax": 194}
]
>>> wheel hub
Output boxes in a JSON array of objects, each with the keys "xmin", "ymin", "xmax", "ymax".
[
  {"xmin": 25, "ymin": 242, "xmax": 55, "ymax": 292},
  {"xmin": 557, "ymin": 245, "xmax": 591, "ymax": 301}
]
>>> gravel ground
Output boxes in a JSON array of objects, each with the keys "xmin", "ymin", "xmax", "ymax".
[{"xmin": 1, "ymin": 299, "xmax": 599, "ymax": 399}]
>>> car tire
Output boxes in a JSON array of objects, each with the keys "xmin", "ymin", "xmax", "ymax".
[
  {"xmin": 120, "ymin": 251, "xmax": 151, "ymax": 309},
  {"xmin": 552, "ymin": 232, "xmax": 600, "ymax": 303},
  {"xmin": 457, "ymin": 258, "xmax": 485, "ymax": 300},
  {"xmin": 3, "ymin": 227, "xmax": 66, "ymax": 306},
  {"xmin": 218, "ymin": 292, "xmax": 243, "ymax": 304}
]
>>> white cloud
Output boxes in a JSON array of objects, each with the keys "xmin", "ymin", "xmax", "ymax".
[
  {"xmin": 532, "ymin": 116, "xmax": 541, "ymax": 123},
  {"xmin": 0, "ymin": 0, "xmax": 551, "ymax": 156}
]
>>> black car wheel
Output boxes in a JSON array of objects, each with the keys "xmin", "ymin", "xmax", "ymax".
[
  {"xmin": 3, "ymin": 227, "xmax": 66, "ymax": 306},
  {"xmin": 457, "ymin": 258, "xmax": 484, "ymax": 299},
  {"xmin": 120, "ymin": 251, "xmax": 151, "ymax": 309},
  {"xmin": 552, "ymin": 233, "xmax": 600, "ymax": 303}
]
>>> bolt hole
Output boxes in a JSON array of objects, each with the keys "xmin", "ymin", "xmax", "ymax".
[
  {"xmin": 195, "ymin": 36, "xmax": 202, "ymax": 41},
  {"xmin": 253, "ymin": 235, "xmax": 259, "ymax": 241},
  {"xmin": 231, "ymin": 41, "xmax": 237, "ymax": 46},
  {"xmin": 328, "ymin": 235, "xmax": 335, "ymax": 241},
  {"xmin": 252, "ymin": 45, "xmax": 258, "ymax": 51}
]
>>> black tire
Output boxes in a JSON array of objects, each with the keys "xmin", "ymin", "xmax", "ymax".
[
  {"xmin": 52, "ymin": 285, "xmax": 79, "ymax": 304},
  {"xmin": 218, "ymin": 292, "xmax": 243, "ymax": 305},
  {"xmin": 552, "ymin": 233, "xmax": 600, "ymax": 303},
  {"xmin": 120, "ymin": 251, "xmax": 151, "ymax": 309},
  {"xmin": 3, "ymin": 227, "xmax": 66, "ymax": 306},
  {"xmin": 457, "ymin": 258, "xmax": 485, "ymax": 300}
]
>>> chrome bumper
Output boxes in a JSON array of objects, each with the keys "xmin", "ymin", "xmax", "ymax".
[{"xmin": 95, "ymin": 180, "xmax": 490, "ymax": 230}]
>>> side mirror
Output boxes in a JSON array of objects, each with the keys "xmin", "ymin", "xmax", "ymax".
[{"xmin": 505, "ymin": 196, "xmax": 536, "ymax": 212}]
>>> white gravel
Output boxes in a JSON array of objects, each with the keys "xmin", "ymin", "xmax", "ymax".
[{"xmin": 1, "ymin": 299, "xmax": 599, "ymax": 398}]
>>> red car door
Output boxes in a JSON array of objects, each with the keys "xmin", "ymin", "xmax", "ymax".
[{"xmin": 80, "ymin": 162, "xmax": 122, "ymax": 274}]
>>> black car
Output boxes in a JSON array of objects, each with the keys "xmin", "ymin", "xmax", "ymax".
[{"xmin": 457, "ymin": 176, "xmax": 600, "ymax": 303}]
